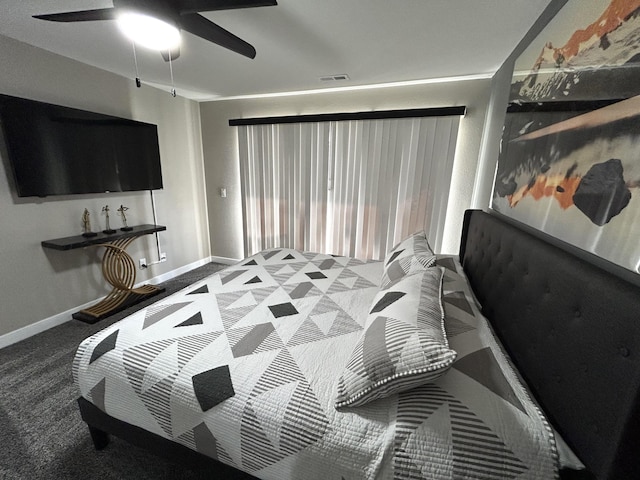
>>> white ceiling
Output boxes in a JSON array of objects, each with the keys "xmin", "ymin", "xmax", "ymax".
[{"xmin": 0, "ymin": 0, "xmax": 553, "ymax": 101}]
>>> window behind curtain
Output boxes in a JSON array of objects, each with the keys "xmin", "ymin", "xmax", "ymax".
[{"xmin": 237, "ymin": 115, "xmax": 460, "ymax": 260}]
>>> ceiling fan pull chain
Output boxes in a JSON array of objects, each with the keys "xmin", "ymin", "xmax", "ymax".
[
  {"xmin": 131, "ymin": 41, "xmax": 141, "ymax": 88},
  {"xmin": 168, "ymin": 53, "xmax": 176, "ymax": 97}
]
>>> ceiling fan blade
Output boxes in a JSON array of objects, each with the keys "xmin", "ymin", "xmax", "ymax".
[
  {"xmin": 179, "ymin": 13, "xmax": 256, "ymax": 59},
  {"xmin": 175, "ymin": 0, "xmax": 277, "ymax": 15},
  {"xmin": 33, "ymin": 8, "xmax": 117, "ymax": 23},
  {"xmin": 161, "ymin": 47, "xmax": 181, "ymax": 62}
]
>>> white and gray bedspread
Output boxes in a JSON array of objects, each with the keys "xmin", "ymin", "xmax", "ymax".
[{"xmin": 73, "ymin": 248, "xmax": 558, "ymax": 479}]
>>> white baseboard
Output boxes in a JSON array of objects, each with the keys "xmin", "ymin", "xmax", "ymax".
[
  {"xmin": 143, "ymin": 256, "xmax": 214, "ymax": 285},
  {"xmin": 0, "ymin": 299, "xmax": 98, "ymax": 351},
  {"xmin": 0, "ymin": 256, "xmax": 232, "ymax": 351},
  {"xmin": 210, "ymin": 255, "xmax": 241, "ymax": 265}
]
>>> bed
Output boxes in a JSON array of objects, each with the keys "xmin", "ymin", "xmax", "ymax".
[{"xmin": 73, "ymin": 209, "xmax": 640, "ymax": 479}]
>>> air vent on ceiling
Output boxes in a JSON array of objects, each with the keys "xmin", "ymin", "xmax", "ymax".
[{"xmin": 320, "ymin": 74, "xmax": 350, "ymax": 82}]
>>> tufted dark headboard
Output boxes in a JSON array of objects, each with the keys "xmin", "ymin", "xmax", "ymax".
[{"xmin": 459, "ymin": 209, "xmax": 640, "ymax": 480}]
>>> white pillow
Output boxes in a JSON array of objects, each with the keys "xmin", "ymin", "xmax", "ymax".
[
  {"xmin": 336, "ymin": 268, "xmax": 456, "ymax": 408},
  {"xmin": 380, "ymin": 231, "xmax": 436, "ymax": 289}
]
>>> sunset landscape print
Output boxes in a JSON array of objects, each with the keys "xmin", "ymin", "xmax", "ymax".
[{"xmin": 492, "ymin": 0, "xmax": 640, "ymax": 273}]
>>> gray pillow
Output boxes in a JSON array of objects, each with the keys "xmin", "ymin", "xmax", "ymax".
[
  {"xmin": 380, "ymin": 231, "xmax": 436, "ymax": 288},
  {"xmin": 335, "ymin": 267, "xmax": 456, "ymax": 408}
]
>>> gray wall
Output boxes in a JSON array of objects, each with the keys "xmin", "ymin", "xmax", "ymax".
[
  {"xmin": 199, "ymin": 78, "xmax": 495, "ymax": 261},
  {"xmin": 0, "ymin": 35, "xmax": 210, "ymax": 339}
]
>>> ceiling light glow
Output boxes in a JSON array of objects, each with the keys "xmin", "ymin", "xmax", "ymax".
[{"xmin": 117, "ymin": 12, "xmax": 180, "ymax": 51}]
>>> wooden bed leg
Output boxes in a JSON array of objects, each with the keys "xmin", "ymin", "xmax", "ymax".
[{"xmin": 88, "ymin": 425, "xmax": 110, "ymax": 450}]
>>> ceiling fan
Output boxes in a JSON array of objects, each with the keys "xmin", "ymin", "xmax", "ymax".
[{"xmin": 33, "ymin": 0, "xmax": 278, "ymax": 61}]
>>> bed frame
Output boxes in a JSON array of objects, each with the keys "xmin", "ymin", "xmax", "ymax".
[
  {"xmin": 78, "ymin": 209, "xmax": 640, "ymax": 479},
  {"xmin": 459, "ymin": 210, "xmax": 640, "ymax": 480}
]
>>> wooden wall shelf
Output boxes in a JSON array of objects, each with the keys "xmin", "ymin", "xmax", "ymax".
[{"xmin": 42, "ymin": 224, "xmax": 166, "ymax": 250}]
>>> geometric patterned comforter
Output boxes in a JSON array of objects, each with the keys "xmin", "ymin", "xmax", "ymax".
[{"xmin": 73, "ymin": 249, "xmax": 558, "ymax": 479}]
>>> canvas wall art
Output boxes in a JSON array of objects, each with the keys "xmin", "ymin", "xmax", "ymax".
[{"xmin": 492, "ymin": 0, "xmax": 640, "ymax": 273}]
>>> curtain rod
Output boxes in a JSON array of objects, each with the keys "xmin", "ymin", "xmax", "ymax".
[{"xmin": 229, "ymin": 106, "xmax": 466, "ymax": 126}]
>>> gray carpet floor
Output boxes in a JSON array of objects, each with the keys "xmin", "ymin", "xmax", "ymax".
[{"xmin": 0, "ymin": 262, "xmax": 255, "ymax": 480}]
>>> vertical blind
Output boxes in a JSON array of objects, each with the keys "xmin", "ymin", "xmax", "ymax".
[{"xmin": 237, "ymin": 114, "xmax": 461, "ymax": 260}]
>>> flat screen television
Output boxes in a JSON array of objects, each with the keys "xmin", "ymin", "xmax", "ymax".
[{"xmin": 0, "ymin": 94, "xmax": 163, "ymax": 197}]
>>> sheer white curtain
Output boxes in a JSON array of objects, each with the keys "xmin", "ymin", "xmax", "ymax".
[{"xmin": 237, "ymin": 115, "xmax": 460, "ymax": 260}]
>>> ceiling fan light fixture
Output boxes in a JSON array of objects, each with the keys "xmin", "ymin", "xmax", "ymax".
[{"xmin": 117, "ymin": 11, "xmax": 181, "ymax": 51}]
